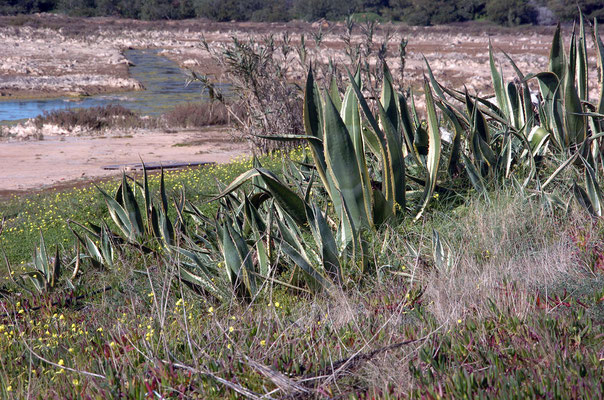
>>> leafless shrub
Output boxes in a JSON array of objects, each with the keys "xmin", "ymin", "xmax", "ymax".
[
  {"xmin": 199, "ymin": 34, "xmax": 305, "ymax": 153},
  {"xmin": 33, "ymin": 104, "xmax": 154, "ymax": 131},
  {"xmin": 162, "ymin": 101, "xmax": 245, "ymax": 128},
  {"xmin": 196, "ymin": 19, "xmax": 408, "ymax": 154}
]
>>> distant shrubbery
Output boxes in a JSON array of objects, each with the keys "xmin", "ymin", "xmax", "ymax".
[{"xmin": 1, "ymin": 0, "xmax": 603, "ymax": 25}]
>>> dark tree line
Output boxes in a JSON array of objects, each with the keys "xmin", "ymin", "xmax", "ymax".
[{"xmin": 1, "ymin": 0, "xmax": 602, "ymax": 25}]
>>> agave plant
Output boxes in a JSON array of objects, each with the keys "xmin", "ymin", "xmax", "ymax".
[
  {"xmin": 5, "ymin": 232, "xmax": 80, "ymax": 295},
  {"xmin": 88, "ymin": 165, "xmax": 180, "ymax": 251}
]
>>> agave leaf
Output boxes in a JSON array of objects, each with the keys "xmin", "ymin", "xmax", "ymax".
[
  {"xmin": 159, "ymin": 168, "xmax": 169, "ymax": 213},
  {"xmin": 398, "ymin": 93, "xmax": 421, "ymax": 162},
  {"xmin": 361, "ymin": 124, "xmax": 382, "ymax": 157},
  {"xmin": 432, "ymin": 229, "xmax": 452, "ymax": 274},
  {"xmin": 527, "ymin": 72, "xmax": 564, "ymax": 146},
  {"xmin": 278, "ymin": 239, "xmax": 330, "ymax": 292},
  {"xmin": 542, "ymin": 146, "xmax": 582, "ymax": 190},
  {"xmin": 100, "ymin": 226, "xmax": 114, "ymax": 268},
  {"xmin": 159, "ymin": 208, "xmax": 174, "ymax": 248},
  {"xmin": 549, "ymin": 23, "xmax": 565, "ymax": 83},
  {"xmin": 341, "ymin": 68, "xmax": 372, "ymax": 206},
  {"xmin": 175, "ymin": 249, "xmax": 226, "ymax": 301},
  {"xmin": 255, "ymin": 134, "xmax": 324, "ymax": 145},
  {"xmin": 337, "ymin": 190, "xmax": 357, "ymax": 250},
  {"xmin": 527, "ymin": 126, "xmax": 550, "ymax": 157},
  {"xmin": 506, "ymin": 82, "xmax": 523, "ymax": 129},
  {"xmin": 378, "ymin": 102, "xmax": 406, "ymax": 213},
  {"xmin": 36, "ymin": 231, "xmax": 49, "ymax": 281},
  {"xmin": 221, "ymin": 220, "xmax": 257, "ymax": 299},
  {"xmin": 329, "ymin": 74, "xmax": 342, "ymax": 112},
  {"xmin": 381, "ymin": 63, "xmax": 400, "ymax": 133},
  {"xmin": 98, "ymin": 185, "xmax": 133, "ymax": 239},
  {"xmin": 274, "ymin": 214, "xmax": 303, "ymax": 252},
  {"xmin": 414, "ymin": 125, "xmax": 429, "ymax": 156},
  {"xmin": 178, "ymin": 265, "xmax": 227, "ymax": 302},
  {"xmin": 438, "ymin": 102, "xmax": 463, "ymax": 177},
  {"xmin": 565, "ymin": 27, "xmax": 587, "ymax": 145},
  {"xmin": 323, "ymin": 92, "xmax": 369, "ymax": 228},
  {"xmin": 466, "ymin": 90, "xmax": 495, "ymax": 170},
  {"xmin": 257, "ymin": 169, "xmax": 309, "ymax": 225},
  {"xmin": 502, "ymin": 51, "xmax": 534, "ymax": 133},
  {"xmin": 578, "ymin": 12, "xmax": 588, "ymax": 102},
  {"xmin": 423, "ymin": 57, "xmax": 448, "ymax": 103},
  {"xmin": 304, "ymin": 68, "xmax": 323, "ymax": 139},
  {"xmin": 415, "ymin": 79, "xmax": 441, "ymax": 220},
  {"xmin": 24, "ymin": 271, "xmax": 46, "ymax": 293},
  {"xmin": 84, "ymin": 234, "xmax": 103, "ymax": 265},
  {"xmin": 573, "ymin": 181, "xmax": 595, "ymax": 215},
  {"xmin": 346, "ymin": 69, "xmax": 386, "ymax": 147},
  {"xmin": 462, "ymin": 153, "xmax": 485, "ymax": 194},
  {"xmin": 372, "ymin": 189, "xmax": 394, "ymax": 226},
  {"xmin": 489, "ymin": 40, "xmax": 508, "ymax": 118},
  {"xmin": 243, "ymin": 196, "xmax": 266, "ymax": 235},
  {"xmin": 303, "ymin": 69, "xmax": 332, "ymax": 191},
  {"xmin": 594, "ymin": 20, "xmax": 604, "ymax": 128},
  {"xmin": 212, "ymin": 168, "xmax": 309, "ymax": 225},
  {"xmin": 121, "ymin": 174, "xmax": 144, "ymax": 239},
  {"xmin": 142, "ymin": 160, "xmax": 151, "ymax": 234},
  {"xmin": 254, "ymin": 227, "xmax": 270, "ymax": 277},
  {"xmin": 581, "ymin": 156, "xmax": 603, "ymax": 216},
  {"xmin": 50, "ymin": 247, "xmax": 61, "ymax": 288},
  {"xmin": 465, "ymin": 90, "xmax": 490, "ymax": 143},
  {"xmin": 306, "ymin": 203, "xmax": 341, "ymax": 284},
  {"xmin": 347, "ymin": 67, "xmax": 402, "ymax": 209}
]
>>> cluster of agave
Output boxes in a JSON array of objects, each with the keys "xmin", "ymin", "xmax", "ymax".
[{"xmin": 10, "ymin": 15, "xmax": 604, "ymax": 302}]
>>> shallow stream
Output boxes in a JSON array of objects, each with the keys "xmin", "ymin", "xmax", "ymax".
[{"xmin": 0, "ymin": 49, "xmax": 215, "ymax": 122}]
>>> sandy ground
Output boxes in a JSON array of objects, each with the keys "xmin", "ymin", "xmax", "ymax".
[
  {"xmin": 0, "ymin": 14, "xmax": 583, "ymax": 99},
  {"xmin": 0, "ymin": 127, "xmax": 248, "ymax": 194}
]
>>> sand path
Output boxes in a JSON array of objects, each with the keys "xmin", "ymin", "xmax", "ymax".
[{"xmin": 0, "ymin": 128, "xmax": 248, "ymax": 193}]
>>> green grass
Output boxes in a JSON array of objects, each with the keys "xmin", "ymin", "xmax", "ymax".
[
  {"xmin": 0, "ymin": 150, "xmax": 602, "ymax": 399},
  {"xmin": 0, "ymin": 151, "xmax": 298, "ymax": 267}
]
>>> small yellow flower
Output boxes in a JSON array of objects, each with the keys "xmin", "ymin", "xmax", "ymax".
[
  {"xmin": 6, "ymin": 385, "xmax": 12, "ymax": 392},
  {"xmin": 68, "ymin": 347, "xmax": 74, "ymax": 353},
  {"xmin": 208, "ymin": 306, "xmax": 214, "ymax": 314},
  {"xmin": 457, "ymin": 319, "xmax": 462, "ymax": 324},
  {"xmin": 57, "ymin": 359, "xmax": 65, "ymax": 367},
  {"xmin": 72, "ymin": 379, "xmax": 80, "ymax": 386},
  {"xmin": 228, "ymin": 326, "xmax": 234, "ymax": 333},
  {"xmin": 260, "ymin": 340, "xmax": 266, "ymax": 346},
  {"xmin": 274, "ymin": 302, "xmax": 280, "ymax": 308}
]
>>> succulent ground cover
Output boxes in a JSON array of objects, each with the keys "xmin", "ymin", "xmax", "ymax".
[{"xmin": 1, "ymin": 15, "xmax": 604, "ymax": 399}]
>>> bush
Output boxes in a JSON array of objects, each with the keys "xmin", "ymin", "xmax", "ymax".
[
  {"xmin": 486, "ymin": 0, "xmax": 537, "ymax": 25},
  {"xmin": 162, "ymin": 101, "xmax": 243, "ymax": 128},
  {"xmin": 33, "ymin": 104, "xmax": 148, "ymax": 130},
  {"xmin": 547, "ymin": 0, "xmax": 604, "ymax": 22}
]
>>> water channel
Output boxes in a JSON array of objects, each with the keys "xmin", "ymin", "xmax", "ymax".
[{"xmin": 0, "ymin": 49, "xmax": 216, "ymax": 122}]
